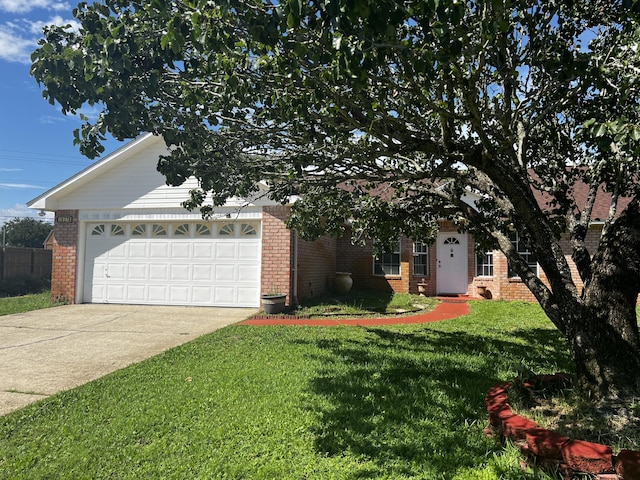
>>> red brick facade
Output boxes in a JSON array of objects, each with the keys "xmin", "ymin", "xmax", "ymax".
[
  {"xmin": 50, "ymin": 210, "xmax": 79, "ymax": 304},
  {"xmin": 47, "ymin": 204, "xmax": 607, "ymax": 307}
]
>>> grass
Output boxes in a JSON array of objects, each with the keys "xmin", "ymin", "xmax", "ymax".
[
  {"xmin": 292, "ymin": 290, "xmax": 438, "ymax": 317},
  {"xmin": 0, "ymin": 291, "xmax": 60, "ymax": 316},
  {"xmin": 0, "ymin": 300, "xmax": 573, "ymax": 479}
]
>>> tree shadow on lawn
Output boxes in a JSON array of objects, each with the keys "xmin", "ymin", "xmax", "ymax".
[{"xmin": 299, "ymin": 325, "xmax": 571, "ymax": 478}]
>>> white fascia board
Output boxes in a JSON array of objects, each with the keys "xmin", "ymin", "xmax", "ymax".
[{"xmin": 27, "ymin": 133, "xmax": 160, "ymax": 211}]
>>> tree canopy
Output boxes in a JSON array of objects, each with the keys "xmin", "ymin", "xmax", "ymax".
[
  {"xmin": 3, "ymin": 217, "xmax": 53, "ymax": 249},
  {"xmin": 31, "ymin": 0, "xmax": 640, "ymax": 398}
]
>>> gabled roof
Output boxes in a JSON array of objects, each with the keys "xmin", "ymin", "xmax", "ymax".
[{"xmin": 27, "ymin": 133, "xmax": 161, "ymax": 211}]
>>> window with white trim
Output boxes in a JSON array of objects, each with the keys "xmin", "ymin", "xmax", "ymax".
[
  {"xmin": 374, "ymin": 239, "xmax": 401, "ymax": 276},
  {"xmin": 508, "ymin": 232, "xmax": 538, "ymax": 277},
  {"xmin": 219, "ymin": 223, "xmax": 235, "ymax": 236},
  {"xmin": 174, "ymin": 223, "xmax": 190, "ymax": 236},
  {"xmin": 110, "ymin": 224, "xmax": 125, "ymax": 236},
  {"xmin": 413, "ymin": 241, "xmax": 429, "ymax": 276},
  {"xmin": 195, "ymin": 224, "xmax": 211, "ymax": 236},
  {"xmin": 476, "ymin": 251, "xmax": 494, "ymax": 277}
]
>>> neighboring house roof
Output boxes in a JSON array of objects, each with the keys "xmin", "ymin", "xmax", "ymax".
[{"xmin": 531, "ymin": 177, "xmax": 634, "ymax": 222}]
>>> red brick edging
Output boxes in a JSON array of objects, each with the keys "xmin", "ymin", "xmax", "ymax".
[
  {"xmin": 485, "ymin": 374, "xmax": 640, "ymax": 479},
  {"xmin": 239, "ymin": 300, "xmax": 470, "ymax": 326}
]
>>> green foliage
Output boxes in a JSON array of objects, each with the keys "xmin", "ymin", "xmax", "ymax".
[
  {"xmin": 0, "ymin": 301, "xmax": 569, "ymax": 479},
  {"xmin": 28, "ymin": 0, "xmax": 640, "ymax": 268},
  {"xmin": 2, "ymin": 218, "xmax": 52, "ymax": 248},
  {"xmin": 0, "ymin": 276, "xmax": 51, "ymax": 298}
]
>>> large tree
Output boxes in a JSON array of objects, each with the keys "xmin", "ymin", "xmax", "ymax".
[
  {"xmin": 31, "ymin": 0, "xmax": 640, "ymax": 399},
  {"xmin": 3, "ymin": 217, "xmax": 53, "ymax": 249}
]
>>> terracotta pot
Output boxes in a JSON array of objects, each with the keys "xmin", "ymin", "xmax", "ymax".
[{"xmin": 334, "ymin": 272, "xmax": 353, "ymax": 294}]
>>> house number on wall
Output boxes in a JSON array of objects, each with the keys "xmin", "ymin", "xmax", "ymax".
[{"xmin": 56, "ymin": 215, "xmax": 74, "ymax": 224}]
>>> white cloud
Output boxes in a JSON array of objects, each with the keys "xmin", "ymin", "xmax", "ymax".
[
  {"xmin": 0, "ymin": 26, "xmax": 36, "ymax": 64},
  {"xmin": 0, "ymin": 0, "xmax": 70, "ymax": 14},
  {"xmin": 28, "ymin": 15, "xmax": 81, "ymax": 35},
  {"xmin": 0, "ymin": 203, "xmax": 53, "ymax": 226},
  {"xmin": 0, "ymin": 182, "xmax": 46, "ymax": 189},
  {"xmin": 39, "ymin": 114, "xmax": 69, "ymax": 124},
  {"xmin": 0, "ymin": 168, "xmax": 22, "ymax": 172},
  {"xmin": 0, "ymin": 16, "xmax": 80, "ymax": 64}
]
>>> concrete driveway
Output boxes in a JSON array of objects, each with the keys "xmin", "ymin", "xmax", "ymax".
[{"xmin": 0, "ymin": 304, "xmax": 256, "ymax": 416}]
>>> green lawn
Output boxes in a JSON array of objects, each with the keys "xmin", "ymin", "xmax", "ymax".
[
  {"xmin": 0, "ymin": 292, "xmax": 59, "ymax": 316},
  {"xmin": 0, "ymin": 301, "xmax": 571, "ymax": 479}
]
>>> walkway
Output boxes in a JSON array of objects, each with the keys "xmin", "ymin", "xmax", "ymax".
[{"xmin": 238, "ymin": 299, "xmax": 470, "ymax": 326}]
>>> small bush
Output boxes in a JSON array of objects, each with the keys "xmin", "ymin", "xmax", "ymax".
[{"xmin": 0, "ymin": 275, "xmax": 51, "ymax": 297}]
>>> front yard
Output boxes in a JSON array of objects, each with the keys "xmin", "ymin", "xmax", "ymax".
[{"xmin": 0, "ymin": 300, "xmax": 572, "ymax": 479}]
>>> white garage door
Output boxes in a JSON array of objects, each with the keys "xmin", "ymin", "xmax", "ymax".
[{"xmin": 83, "ymin": 221, "xmax": 261, "ymax": 307}]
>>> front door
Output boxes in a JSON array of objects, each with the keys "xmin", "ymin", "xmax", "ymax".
[{"xmin": 436, "ymin": 233, "xmax": 468, "ymax": 295}]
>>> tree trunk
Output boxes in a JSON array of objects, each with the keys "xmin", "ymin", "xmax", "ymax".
[
  {"xmin": 566, "ymin": 202, "xmax": 640, "ymax": 399},
  {"xmin": 566, "ymin": 290, "xmax": 640, "ymax": 399}
]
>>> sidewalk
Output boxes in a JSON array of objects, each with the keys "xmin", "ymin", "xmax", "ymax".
[{"xmin": 238, "ymin": 299, "xmax": 470, "ymax": 326}]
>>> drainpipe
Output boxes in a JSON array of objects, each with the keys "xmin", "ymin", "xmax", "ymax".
[{"xmin": 292, "ymin": 230, "xmax": 299, "ymax": 306}]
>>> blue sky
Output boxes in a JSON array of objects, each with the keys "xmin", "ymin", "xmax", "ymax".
[{"xmin": 0, "ymin": 0, "xmax": 123, "ymax": 226}]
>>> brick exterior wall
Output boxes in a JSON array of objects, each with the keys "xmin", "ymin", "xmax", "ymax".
[
  {"xmin": 47, "ymin": 205, "xmax": 607, "ymax": 307},
  {"xmin": 336, "ymin": 231, "xmax": 413, "ymax": 294},
  {"xmin": 261, "ymin": 205, "xmax": 294, "ymax": 305},
  {"xmin": 296, "ymin": 235, "xmax": 337, "ymax": 300},
  {"xmin": 50, "ymin": 210, "xmax": 79, "ymax": 304}
]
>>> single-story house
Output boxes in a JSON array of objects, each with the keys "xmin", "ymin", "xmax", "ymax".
[{"xmin": 28, "ymin": 133, "xmax": 605, "ymax": 307}]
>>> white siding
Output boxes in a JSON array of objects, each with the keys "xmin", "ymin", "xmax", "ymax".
[{"xmin": 58, "ymin": 141, "xmax": 197, "ymax": 210}]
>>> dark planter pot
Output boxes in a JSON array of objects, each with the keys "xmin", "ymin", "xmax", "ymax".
[
  {"xmin": 261, "ymin": 294, "xmax": 286, "ymax": 314},
  {"xmin": 334, "ymin": 272, "xmax": 353, "ymax": 294}
]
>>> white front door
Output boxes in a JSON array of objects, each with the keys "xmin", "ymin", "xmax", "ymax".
[{"xmin": 436, "ymin": 233, "xmax": 468, "ymax": 295}]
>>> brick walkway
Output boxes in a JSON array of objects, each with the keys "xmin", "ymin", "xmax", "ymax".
[{"xmin": 238, "ymin": 299, "xmax": 470, "ymax": 326}]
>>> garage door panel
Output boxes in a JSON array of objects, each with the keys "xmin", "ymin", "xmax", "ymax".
[
  {"xmin": 193, "ymin": 265, "xmax": 213, "ymax": 281},
  {"xmin": 84, "ymin": 222, "xmax": 260, "ymax": 307},
  {"xmin": 238, "ymin": 242, "xmax": 260, "ymax": 260},
  {"xmin": 238, "ymin": 265, "xmax": 259, "ymax": 282},
  {"xmin": 215, "ymin": 264, "xmax": 235, "ymax": 282},
  {"xmin": 238, "ymin": 287, "xmax": 259, "ymax": 305},
  {"xmin": 192, "ymin": 286, "xmax": 213, "ymax": 303},
  {"xmin": 127, "ymin": 264, "xmax": 147, "ymax": 280},
  {"xmin": 170, "ymin": 264, "xmax": 191, "ymax": 281},
  {"xmin": 107, "ymin": 263, "xmax": 126, "ymax": 280},
  {"xmin": 109, "ymin": 244, "xmax": 127, "ymax": 259},
  {"xmin": 215, "ymin": 243, "xmax": 236, "ymax": 259},
  {"xmin": 193, "ymin": 243, "xmax": 213, "ymax": 259},
  {"xmin": 214, "ymin": 286, "xmax": 236, "ymax": 305},
  {"xmin": 171, "ymin": 242, "xmax": 191, "ymax": 258},
  {"xmin": 129, "ymin": 243, "xmax": 148, "ymax": 258},
  {"xmin": 106, "ymin": 284, "xmax": 126, "ymax": 302},
  {"xmin": 148, "ymin": 285, "xmax": 168, "ymax": 302},
  {"xmin": 150, "ymin": 243, "xmax": 169, "ymax": 258},
  {"xmin": 169, "ymin": 286, "xmax": 190, "ymax": 303},
  {"xmin": 127, "ymin": 285, "xmax": 147, "ymax": 302},
  {"xmin": 149, "ymin": 264, "xmax": 169, "ymax": 280}
]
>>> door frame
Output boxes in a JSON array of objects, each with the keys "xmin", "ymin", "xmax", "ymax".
[{"xmin": 436, "ymin": 232, "xmax": 469, "ymax": 295}]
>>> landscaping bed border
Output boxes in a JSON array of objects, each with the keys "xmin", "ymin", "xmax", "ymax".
[{"xmin": 485, "ymin": 373, "xmax": 640, "ymax": 479}]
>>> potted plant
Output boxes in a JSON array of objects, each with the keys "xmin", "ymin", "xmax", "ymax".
[
  {"xmin": 261, "ymin": 289, "xmax": 287, "ymax": 314},
  {"xmin": 417, "ymin": 278, "xmax": 428, "ymax": 296}
]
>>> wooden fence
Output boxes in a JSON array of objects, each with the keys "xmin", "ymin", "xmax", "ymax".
[{"xmin": 0, "ymin": 247, "xmax": 52, "ymax": 280}]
